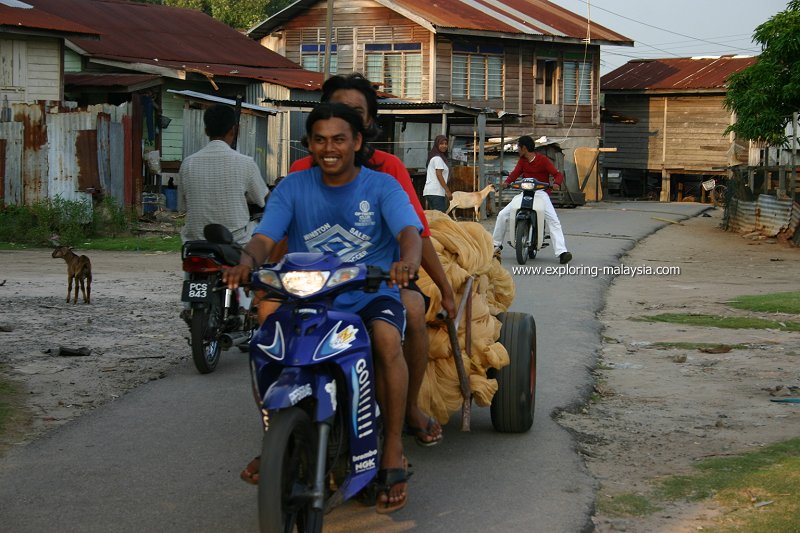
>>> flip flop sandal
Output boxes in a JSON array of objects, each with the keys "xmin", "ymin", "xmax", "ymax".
[
  {"xmin": 404, "ymin": 416, "xmax": 443, "ymax": 447},
  {"xmin": 375, "ymin": 460, "xmax": 412, "ymax": 514},
  {"xmin": 240, "ymin": 456, "xmax": 260, "ymax": 485}
]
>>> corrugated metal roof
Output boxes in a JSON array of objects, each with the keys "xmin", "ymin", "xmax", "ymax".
[
  {"xmin": 65, "ymin": 73, "xmax": 161, "ymax": 91},
  {"xmin": 0, "ymin": 3, "xmax": 98, "ymax": 37},
  {"xmin": 25, "ymin": 0, "xmax": 325, "ymax": 90},
  {"xmin": 249, "ymin": 0, "xmax": 632, "ymax": 45},
  {"xmin": 601, "ymin": 56, "xmax": 758, "ymax": 92},
  {"xmin": 26, "ymin": 0, "xmax": 301, "ymax": 70}
]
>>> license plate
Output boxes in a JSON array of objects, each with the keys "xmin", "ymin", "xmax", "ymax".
[{"xmin": 181, "ymin": 280, "xmax": 211, "ymax": 302}]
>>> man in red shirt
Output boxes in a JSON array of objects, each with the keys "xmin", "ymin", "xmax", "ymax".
[{"xmin": 492, "ymin": 135, "xmax": 573, "ymax": 264}]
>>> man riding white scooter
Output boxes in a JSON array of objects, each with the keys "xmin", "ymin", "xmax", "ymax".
[{"xmin": 492, "ymin": 135, "xmax": 573, "ymax": 264}]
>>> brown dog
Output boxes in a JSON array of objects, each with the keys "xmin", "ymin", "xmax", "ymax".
[{"xmin": 52, "ymin": 246, "xmax": 92, "ymax": 304}]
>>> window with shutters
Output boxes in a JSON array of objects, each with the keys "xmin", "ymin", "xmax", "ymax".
[
  {"xmin": 364, "ymin": 43, "xmax": 422, "ymax": 99},
  {"xmin": 301, "ymin": 44, "xmax": 337, "ymax": 74},
  {"xmin": 451, "ymin": 44, "xmax": 504, "ymax": 100},
  {"xmin": 563, "ymin": 60, "xmax": 592, "ymax": 105},
  {"xmin": 0, "ymin": 39, "xmax": 27, "ymax": 93}
]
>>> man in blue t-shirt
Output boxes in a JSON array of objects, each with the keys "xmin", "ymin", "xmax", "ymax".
[{"xmin": 224, "ymin": 103, "xmax": 421, "ymax": 514}]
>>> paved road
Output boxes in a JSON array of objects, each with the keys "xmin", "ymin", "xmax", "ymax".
[{"xmin": 0, "ymin": 202, "xmax": 710, "ymax": 532}]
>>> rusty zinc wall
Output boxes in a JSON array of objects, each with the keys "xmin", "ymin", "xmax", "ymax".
[
  {"xmin": 727, "ymin": 195, "xmax": 799, "ymax": 239},
  {"xmin": 0, "ymin": 102, "xmax": 131, "ymax": 207}
]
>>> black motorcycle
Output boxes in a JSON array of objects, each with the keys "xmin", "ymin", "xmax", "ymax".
[{"xmin": 181, "ymin": 224, "xmax": 256, "ymax": 373}]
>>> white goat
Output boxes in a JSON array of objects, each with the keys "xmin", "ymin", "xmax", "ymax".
[{"xmin": 445, "ymin": 184, "xmax": 497, "ymax": 221}]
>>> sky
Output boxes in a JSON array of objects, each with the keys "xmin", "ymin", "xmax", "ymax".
[{"xmin": 550, "ymin": 0, "xmax": 789, "ymax": 74}]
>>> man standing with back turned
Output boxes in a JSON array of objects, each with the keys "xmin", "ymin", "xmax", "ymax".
[{"xmin": 179, "ymin": 104, "xmax": 268, "ymax": 246}]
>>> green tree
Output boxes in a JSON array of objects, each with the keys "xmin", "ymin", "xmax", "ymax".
[
  {"xmin": 724, "ymin": 0, "xmax": 800, "ymax": 144},
  {"xmin": 132, "ymin": 0, "xmax": 293, "ymax": 29}
]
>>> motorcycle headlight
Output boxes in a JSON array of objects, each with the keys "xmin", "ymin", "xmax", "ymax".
[
  {"xmin": 280, "ymin": 270, "xmax": 330, "ymax": 297},
  {"xmin": 326, "ymin": 266, "xmax": 360, "ymax": 289},
  {"xmin": 520, "ymin": 181, "xmax": 535, "ymax": 190}
]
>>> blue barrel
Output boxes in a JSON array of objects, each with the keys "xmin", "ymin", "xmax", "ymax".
[
  {"xmin": 163, "ymin": 188, "xmax": 178, "ymax": 211},
  {"xmin": 142, "ymin": 193, "xmax": 159, "ymax": 214}
]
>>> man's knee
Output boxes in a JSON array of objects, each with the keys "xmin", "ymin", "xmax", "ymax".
[
  {"xmin": 371, "ymin": 320, "xmax": 403, "ymax": 358},
  {"xmin": 400, "ymin": 289, "xmax": 426, "ymax": 331}
]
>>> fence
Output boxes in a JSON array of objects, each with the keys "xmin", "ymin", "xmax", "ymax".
[
  {"xmin": 723, "ymin": 166, "xmax": 800, "ymax": 245},
  {"xmin": 0, "ymin": 101, "xmax": 132, "ymax": 209}
]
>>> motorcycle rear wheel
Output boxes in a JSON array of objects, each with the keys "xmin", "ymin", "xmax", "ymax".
[
  {"xmin": 190, "ymin": 298, "xmax": 221, "ymax": 374},
  {"xmin": 515, "ymin": 219, "xmax": 531, "ymax": 265},
  {"xmin": 259, "ymin": 408, "xmax": 322, "ymax": 533}
]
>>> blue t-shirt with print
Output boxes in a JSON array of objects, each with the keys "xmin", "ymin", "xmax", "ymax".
[{"xmin": 254, "ymin": 165, "xmax": 423, "ymax": 312}]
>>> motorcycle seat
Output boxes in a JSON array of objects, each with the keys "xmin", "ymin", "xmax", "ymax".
[{"xmin": 182, "ymin": 240, "xmax": 241, "ymax": 266}]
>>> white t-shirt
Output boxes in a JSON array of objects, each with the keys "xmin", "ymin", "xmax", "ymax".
[{"xmin": 423, "ymin": 155, "xmax": 449, "ymax": 196}]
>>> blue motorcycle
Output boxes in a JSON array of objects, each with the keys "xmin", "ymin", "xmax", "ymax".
[{"xmin": 249, "ymin": 251, "xmax": 393, "ymax": 533}]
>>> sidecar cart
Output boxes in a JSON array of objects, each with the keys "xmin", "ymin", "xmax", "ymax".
[{"xmin": 444, "ymin": 276, "xmax": 536, "ymax": 434}]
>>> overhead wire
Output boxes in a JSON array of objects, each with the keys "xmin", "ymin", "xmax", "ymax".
[{"xmin": 563, "ymin": 0, "xmax": 759, "ymax": 53}]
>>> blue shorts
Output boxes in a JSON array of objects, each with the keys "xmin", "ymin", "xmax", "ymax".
[{"xmin": 357, "ymin": 296, "xmax": 406, "ymax": 339}]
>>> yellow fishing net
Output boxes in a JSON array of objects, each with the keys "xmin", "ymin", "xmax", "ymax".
[{"xmin": 416, "ymin": 211, "xmax": 515, "ymax": 423}]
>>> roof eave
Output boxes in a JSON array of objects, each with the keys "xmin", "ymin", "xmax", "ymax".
[
  {"xmin": 0, "ymin": 25, "xmax": 99, "ymax": 40},
  {"xmin": 436, "ymin": 27, "xmax": 632, "ymax": 47},
  {"xmin": 88, "ymin": 58, "xmax": 185, "ymax": 80},
  {"xmin": 374, "ymin": 0, "xmax": 436, "ymax": 33},
  {"xmin": 602, "ymin": 88, "xmax": 729, "ymax": 95}
]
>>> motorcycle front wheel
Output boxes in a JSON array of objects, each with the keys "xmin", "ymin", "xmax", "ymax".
[
  {"xmin": 190, "ymin": 295, "xmax": 222, "ymax": 374},
  {"xmin": 515, "ymin": 219, "xmax": 531, "ymax": 265},
  {"xmin": 259, "ymin": 408, "xmax": 322, "ymax": 533}
]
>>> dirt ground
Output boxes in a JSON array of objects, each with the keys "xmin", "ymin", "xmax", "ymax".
[
  {"xmin": 557, "ymin": 208, "xmax": 800, "ymax": 531},
  {"xmin": 0, "ymin": 248, "xmax": 187, "ymax": 450},
  {"xmin": 1, "ymin": 208, "xmax": 799, "ymax": 531}
]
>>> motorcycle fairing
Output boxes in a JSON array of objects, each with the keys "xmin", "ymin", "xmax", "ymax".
[
  {"xmin": 519, "ymin": 192, "xmax": 535, "ymax": 211},
  {"xmin": 339, "ymin": 349, "xmax": 380, "ymax": 499},
  {"xmin": 253, "ymin": 304, "xmax": 371, "ymax": 367},
  {"xmin": 250, "ymin": 304, "xmax": 380, "ymax": 499}
]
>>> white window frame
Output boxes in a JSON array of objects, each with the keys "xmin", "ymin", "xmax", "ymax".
[
  {"xmin": 300, "ymin": 43, "xmax": 337, "ymax": 75},
  {"xmin": 364, "ymin": 43, "xmax": 422, "ymax": 99},
  {"xmin": 563, "ymin": 59, "xmax": 592, "ymax": 105},
  {"xmin": 451, "ymin": 44, "xmax": 504, "ymax": 100}
]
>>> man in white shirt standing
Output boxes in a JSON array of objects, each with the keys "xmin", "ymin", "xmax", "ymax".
[{"xmin": 179, "ymin": 104, "xmax": 268, "ymax": 246}]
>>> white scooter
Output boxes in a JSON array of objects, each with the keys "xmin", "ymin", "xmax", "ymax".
[{"xmin": 505, "ymin": 178, "xmax": 551, "ymax": 265}]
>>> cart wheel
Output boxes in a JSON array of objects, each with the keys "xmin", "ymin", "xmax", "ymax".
[{"xmin": 490, "ymin": 312, "xmax": 536, "ymax": 433}]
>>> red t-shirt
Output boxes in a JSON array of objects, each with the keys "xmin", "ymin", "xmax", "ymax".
[
  {"xmin": 505, "ymin": 153, "xmax": 564, "ymax": 193},
  {"xmin": 290, "ymin": 150, "xmax": 431, "ymax": 238}
]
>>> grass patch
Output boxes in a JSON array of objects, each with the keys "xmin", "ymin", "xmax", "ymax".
[
  {"xmin": 656, "ymin": 438, "xmax": 800, "ymax": 532},
  {"xmin": 0, "ymin": 236, "xmax": 181, "ymax": 253},
  {"xmin": 652, "ymin": 341, "xmax": 750, "ymax": 350},
  {"xmin": 641, "ymin": 313, "xmax": 800, "ymax": 332},
  {"xmin": 598, "ymin": 439, "xmax": 800, "ymax": 529},
  {"xmin": 729, "ymin": 292, "xmax": 800, "ymax": 315},
  {"xmin": 0, "ymin": 196, "xmax": 137, "ymax": 247},
  {"xmin": 597, "ymin": 492, "xmax": 662, "ymax": 517}
]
